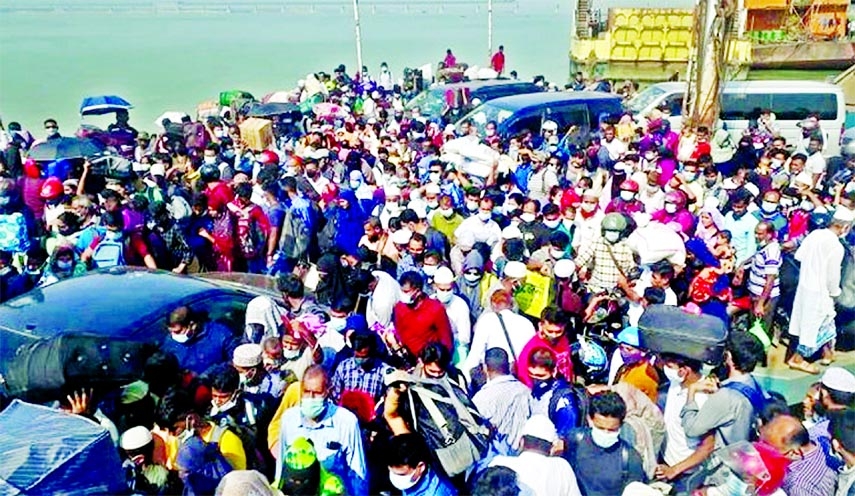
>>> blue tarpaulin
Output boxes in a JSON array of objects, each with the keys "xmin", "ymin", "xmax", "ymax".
[{"xmin": 0, "ymin": 400, "xmax": 126, "ymax": 495}]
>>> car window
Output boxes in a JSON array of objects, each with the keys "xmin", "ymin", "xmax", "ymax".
[
  {"xmin": 663, "ymin": 93, "xmax": 684, "ymax": 116},
  {"xmin": 132, "ymin": 293, "xmax": 254, "ymax": 343},
  {"xmin": 506, "ymin": 109, "xmax": 543, "ymax": 137}
]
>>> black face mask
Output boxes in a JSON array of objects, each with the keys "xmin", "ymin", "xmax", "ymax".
[{"xmin": 531, "ymin": 378, "xmax": 554, "ymax": 399}]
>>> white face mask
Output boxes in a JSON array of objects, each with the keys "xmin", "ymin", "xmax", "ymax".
[
  {"xmin": 388, "ymin": 469, "xmax": 421, "ymax": 491},
  {"xmin": 663, "ymin": 365, "xmax": 684, "ymax": 385},
  {"xmin": 619, "ymin": 191, "xmax": 635, "ymax": 202},
  {"xmin": 581, "ymin": 203, "xmax": 596, "ymax": 213},
  {"xmin": 349, "ymin": 180, "xmax": 362, "ymax": 190},
  {"xmin": 435, "ymin": 288, "xmax": 454, "ymax": 303},
  {"xmin": 562, "ymin": 219, "xmax": 574, "ymax": 229},
  {"xmin": 644, "ymin": 152, "xmax": 656, "ymax": 162},
  {"xmin": 422, "ymin": 265, "xmax": 438, "ymax": 277},
  {"xmin": 210, "ymin": 395, "xmax": 237, "ymax": 416},
  {"xmin": 429, "ymin": 172, "xmax": 441, "ymax": 184},
  {"xmin": 520, "ymin": 213, "xmax": 536, "ymax": 223},
  {"xmin": 204, "ymin": 156, "xmax": 217, "ymax": 165},
  {"xmin": 439, "ymin": 207, "xmax": 454, "ymax": 218},
  {"xmin": 664, "ymin": 203, "xmax": 678, "ymax": 214},
  {"xmin": 171, "ymin": 333, "xmax": 190, "ymax": 344},
  {"xmin": 385, "ymin": 201, "xmax": 400, "ymax": 211},
  {"xmin": 426, "ymin": 200, "xmax": 439, "ymax": 209},
  {"xmin": 761, "ymin": 201, "xmax": 778, "ymax": 214},
  {"xmin": 282, "ymin": 347, "xmax": 301, "ymax": 360},
  {"xmin": 477, "ymin": 210, "xmax": 492, "ymax": 222},
  {"xmin": 56, "ymin": 259, "xmax": 74, "ymax": 271},
  {"xmin": 463, "ymin": 273, "xmax": 482, "ymax": 283},
  {"xmin": 770, "ymin": 158, "xmax": 783, "ymax": 169},
  {"xmin": 603, "ymin": 231, "xmax": 620, "ymax": 243},
  {"xmin": 400, "ymin": 292, "xmax": 414, "ymax": 304},
  {"xmin": 550, "ymin": 249, "xmax": 565, "ymax": 259},
  {"xmin": 465, "ymin": 200, "xmax": 479, "ymax": 212},
  {"xmin": 800, "ymin": 200, "xmax": 815, "ymax": 212},
  {"xmin": 327, "ymin": 317, "xmax": 347, "ymax": 333},
  {"xmin": 590, "ymin": 426, "xmax": 621, "ymax": 449},
  {"xmin": 543, "ymin": 218, "xmax": 560, "ymax": 229}
]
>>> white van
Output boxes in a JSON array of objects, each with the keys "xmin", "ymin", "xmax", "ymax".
[{"xmin": 626, "ymin": 80, "xmax": 846, "ymax": 156}]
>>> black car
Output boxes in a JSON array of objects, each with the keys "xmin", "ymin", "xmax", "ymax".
[{"xmin": 0, "ymin": 267, "xmax": 280, "ymax": 368}]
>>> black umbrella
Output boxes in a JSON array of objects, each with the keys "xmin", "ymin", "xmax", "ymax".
[
  {"xmin": 248, "ymin": 102, "xmax": 300, "ymax": 118},
  {"xmin": 28, "ymin": 137, "xmax": 106, "ymax": 162}
]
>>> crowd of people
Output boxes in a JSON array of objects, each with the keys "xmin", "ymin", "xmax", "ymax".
[{"xmin": 1, "ymin": 58, "xmax": 855, "ymax": 496}]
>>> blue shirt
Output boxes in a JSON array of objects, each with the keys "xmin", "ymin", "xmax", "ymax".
[
  {"xmin": 512, "ymin": 162, "xmax": 533, "ymax": 193},
  {"xmin": 278, "ymin": 403, "xmax": 368, "ymax": 496},
  {"xmin": 159, "ymin": 321, "xmax": 241, "ymax": 376},
  {"xmin": 404, "ymin": 468, "xmax": 457, "ymax": 496}
]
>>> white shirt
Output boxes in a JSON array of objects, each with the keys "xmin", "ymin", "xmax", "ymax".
[
  {"xmin": 491, "ymin": 451, "xmax": 583, "ymax": 496},
  {"xmin": 435, "ymin": 293, "xmax": 473, "ymax": 348},
  {"xmin": 805, "ymin": 151, "xmax": 827, "ymax": 186},
  {"xmin": 602, "ymin": 137, "xmax": 627, "ymax": 161},
  {"xmin": 455, "ymin": 216, "xmax": 502, "ymax": 248},
  {"xmin": 627, "ymin": 269, "xmax": 678, "ymax": 326},
  {"xmin": 464, "ymin": 309, "xmax": 535, "ymax": 373},
  {"xmin": 663, "ymin": 383, "xmax": 708, "ymax": 466}
]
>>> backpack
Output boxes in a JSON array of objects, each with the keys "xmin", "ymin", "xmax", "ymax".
[
  {"xmin": 549, "ymin": 383, "xmax": 589, "ymax": 435},
  {"xmin": 214, "ymin": 411, "xmax": 272, "ymax": 478},
  {"xmin": 178, "ymin": 428, "xmax": 233, "ymax": 496},
  {"xmin": 92, "ymin": 236, "xmax": 126, "ymax": 268},
  {"xmin": 0, "ymin": 212, "xmax": 30, "ymax": 253},
  {"xmin": 227, "ymin": 203, "xmax": 265, "ymax": 258},
  {"xmin": 404, "ymin": 375, "xmax": 491, "ymax": 478}
]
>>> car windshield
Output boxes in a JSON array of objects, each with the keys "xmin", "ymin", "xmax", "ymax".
[
  {"xmin": 627, "ymin": 85, "xmax": 666, "ymax": 115},
  {"xmin": 459, "ymin": 102, "xmax": 513, "ymax": 134},
  {"xmin": 404, "ymin": 88, "xmax": 446, "ymax": 118}
]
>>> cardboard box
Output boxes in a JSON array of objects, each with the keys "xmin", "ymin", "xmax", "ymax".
[{"xmin": 239, "ymin": 118, "xmax": 274, "ymax": 152}]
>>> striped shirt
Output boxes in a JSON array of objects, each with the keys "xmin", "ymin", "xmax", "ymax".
[
  {"xmin": 747, "ymin": 241, "xmax": 781, "ymax": 298},
  {"xmin": 472, "ymin": 375, "xmax": 533, "ymax": 445},
  {"xmin": 781, "ymin": 444, "xmax": 837, "ymax": 496}
]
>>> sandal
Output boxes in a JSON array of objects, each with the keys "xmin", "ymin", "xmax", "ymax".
[
  {"xmin": 787, "ymin": 360, "xmax": 820, "ymax": 374},
  {"xmin": 819, "ymin": 357, "xmax": 835, "ymax": 366}
]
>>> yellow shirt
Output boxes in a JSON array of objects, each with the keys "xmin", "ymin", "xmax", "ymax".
[
  {"xmin": 268, "ymin": 381, "xmax": 303, "ymax": 454},
  {"xmin": 165, "ymin": 422, "xmax": 247, "ymax": 471}
]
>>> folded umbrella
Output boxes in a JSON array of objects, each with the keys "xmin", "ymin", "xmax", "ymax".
[
  {"xmin": 28, "ymin": 137, "xmax": 105, "ymax": 162},
  {"xmin": 248, "ymin": 102, "xmax": 300, "ymax": 118}
]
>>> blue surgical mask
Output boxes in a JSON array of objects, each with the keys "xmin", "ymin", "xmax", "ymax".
[
  {"xmin": 300, "ymin": 397, "xmax": 327, "ymax": 419},
  {"xmin": 590, "ymin": 426, "xmax": 620, "ymax": 449},
  {"xmin": 327, "ymin": 317, "xmax": 347, "ymax": 333}
]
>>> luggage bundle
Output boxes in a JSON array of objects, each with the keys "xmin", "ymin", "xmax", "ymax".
[
  {"xmin": 2, "ymin": 334, "xmax": 154, "ymax": 403},
  {"xmin": 637, "ymin": 304, "xmax": 729, "ymax": 365}
]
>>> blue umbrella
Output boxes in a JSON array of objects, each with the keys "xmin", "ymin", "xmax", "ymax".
[
  {"xmin": 79, "ymin": 95, "xmax": 132, "ymax": 116},
  {"xmin": 28, "ymin": 137, "xmax": 105, "ymax": 161}
]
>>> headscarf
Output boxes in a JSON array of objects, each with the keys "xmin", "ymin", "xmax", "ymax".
[
  {"xmin": 244, "ymin": 296, "xmax": 285, "ymax": 343},
  {"xmin": 367, "ymin": 270, "xmax": 401, "ymax": 327},
  {"xmin": 331, "ymin": 190, "xmax": 366, "ymax": 255},
  {"xmin": 457, "ymin": 250, "xmax": 486, "ymax": 320},
  {"xmin": 315, "ymin": 253, "xmax": 347, "ymax": 306},
  {"xmin": 215, "ymin": 470, "xmax": 276, "ymax": 496},
  {"xmin": 695, "ymin": 203, "xmax": 725, "ymax": 245}
]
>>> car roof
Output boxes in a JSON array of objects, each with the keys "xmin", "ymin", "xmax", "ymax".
[
  {"xmin": 485, "ymin": 91, "xmax": 622, "ymax": 111},
  {"xmin": 0, "ymin": 268, "xmax": 267, "ymax": 341},
  {"xmin": 432, "ymin": 79, "xmax": 537, "ymax": 91}
]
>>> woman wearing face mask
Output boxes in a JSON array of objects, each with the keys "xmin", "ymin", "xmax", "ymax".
[
  {"xmin": 605, "ymin": 179, "xmax": 645, "ymax": 216},
  {"xmin": 456, "ymin": 250, "xmax": 486, "ymax": 321},
  {"xmin": 37, "ymin": 243, "xmax": 86, "ymax": 287},
  {"xmin": 606, "ymin": 326, "xmax": 660, "ymax": 402},
  {"xmin": 651, "ymin": 190, "xmax": 694, "ymax": 239}
]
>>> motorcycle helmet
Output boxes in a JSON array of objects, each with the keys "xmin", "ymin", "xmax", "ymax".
[
  {"xmin": 571, "ymin": 336, "xmax": 608, "ymax": 376},
  {"xmin": 809, "ymin": 211, "xmax": 832, "ymax": 231},
  {"xmin": 257, "ymin": 150, "xmax": 280, "ymax": 166},
  {"xmin": 619, "ymin": 179, "xmax": 639, "ymax": 193},
  {"xmin": 198, "ymin": 163, "xmax": 221, "ymax": 183},
  {"xmin": 601, "ymin": 213, "xmax": 629, "ymax": 244},
  {"xmin": 39, "ymin": 176, "xmax": 64, "ymax": 200}
]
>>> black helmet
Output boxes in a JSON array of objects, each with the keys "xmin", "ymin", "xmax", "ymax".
[{"xmin": 199, "ymin": 163, "xmax": 220, "ymax": 183}]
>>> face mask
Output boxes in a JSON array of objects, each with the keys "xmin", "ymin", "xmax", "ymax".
[
  {"xmin": 56, "ymin": 259, "xmax": 74, "ymax": 271},
  {"xmin": 439, "ymin": 207, "xmax": 454, "ymax": 218},
  {"xmin": 463, "ymin": 273, "xmax": 482, "ymax": 283},
  {"xmin": 684, "ymin": 173, "xmax": 697, "ymax": 182},
  {"xmin": 663, "ymin": 366, "xmax": 684, "ymax": 385},
  {"xmin": 176, "ymin": 421, "xmax": 194, "ymax": 445},
  {"xmin": 388, "ymin": 469, "xmax": 421, "ymax": 491},
  {"xmin": 385, "ymin": 201, "xmax": 400, "ymax": 211},
  {"xmin": 644, "ymin": 152, "xmax": 656, "ymax": 162},
  {"xmin": 400, "ymin": 293, "xmax": 414, "ymax": 304},
  {"xmin": 214, "ymin": 129, "xmax": 225, "ymax": 138},
  {"xmin": 435, "ymin": 288, "xmax": 454, "ymax": 303},
  {"xmin": 306, "ymin": 170, "xmax": 319, "ymax": 179},
  {"xmin": 574, "ymin": 187, "xmax": 585, "ymax": 196},
  {"xmin": 426, "ymin": 200, "xmax": 439, "ymax": 209},
  {"xmin": 547, "ymin": 165, "xmax": 558, "ymax": 173},
  {"xmin": 664, "ymin": 203, "xmax": 678, "ymax": 214},
  {"xmin": 619, "ymin": 191, "xmax": 635, "ymax": 202},
  {"xmin": 620, "ymin": 347, "xmax": 645, "ymax": 364},
  {"xmin": 282, "ymin": 347, "xmax": 301, "ymax": 360},
  {"xmin": 543, "ymin": 218, "xmax": 560, "ymax": 229},
  {"xmin": 761, "ymin": 201, "xmax": 778, "ymax": 214},
  {"xmin": 486, "ymin": 129, "xmax": 496, "ymax": 137},
  {"xmin": 223, "ymin": 149, "xmax": 235, "ymax": 159},
  {"xmin": 590, "ymin": 426, "xmax": 621, "ymax": 449},
  {"xmin": 604, "ymin": 231, "xmax": 620, "ymax": 243},
  {"xmin": 354, "ymin": 356, "xmax": 373, "ymax": 369},
  {"xmin": 531, "ymin": 378, "xmax": 555, "ymax": 399},
  {"xmin": 721, "ymin": 470, "xmax": 751, "ymax": 496},
  {"xmin": 300, "ymin": 397, "xmax": 327, "ymax": 419},
  {"xmin": 171, "ymin": 333, "xmax": 190, "ymax": 344},
  {"xmin": 581, "ymin": 203, "xmax": 596, "ymax": 213},
  {"xmin": 349, "ymin": 180, "xmax": 362, "ymax": 190},
  {"xmin": 562, "ymin": 219, "xmax": 574, "ymax": 230},
  {"xmin": 520, "ymin": 213, "xmax": 536, "ymax": 223},
  {"xmin": 770, "ymin": 158, "xmax": 783, "ymax": 169},
  {"xmin": 203, "ymin": 156, "xmax": 217, "ymax": 165},
  {"xmin": 327, "ymin": 317, "xmax": 347, "ymax": 333},
  {"xmin": 105, "ymin": 231, "xmax": 123, "ymax": 242},
  {"xmin": 550, "ymin": 249, "xmax": 565, "ymax": 259},
  {"xmin": 210, "ymin": 395, "xmax": 237, "ymax": 416},
  {"xmin": 647, "ymin": 184, "xmax": 660, "ymax": 194},
  {"xmin": 0, "ymin": 196, "xmax": 11, "ymax": 208},
  {"xmin": 477, "ymin": 211, "xmax": 491, "ymax": 222},
  {"xmin": 705, "ymin": 179, "xmax": 717, "ymax": 188},
  {"xmin": 465, "ymin": 200, "xmax": 479, "ymax": 212},
  {"xmin": 422, "ymin": 265, "xmax": 438, "ymax": 277},
  {"xmin": 429, "ymin": 172, "xmax": 441, "ymax": 184},
  {"xmin": 800, "ymin": 200, "xmax": 815, "ymax": 212}
]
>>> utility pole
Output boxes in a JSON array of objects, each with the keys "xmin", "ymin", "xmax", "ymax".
[{"xmin": 352, "ymin": 0, "xmax": 364, "ymax": 74}]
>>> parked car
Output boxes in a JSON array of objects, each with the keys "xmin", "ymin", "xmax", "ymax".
[
  {"xmin": 404, "ymin": 79, "xmax": 542, "ymax": 123},
  {"xmin": 0, "ymin": 267, "xmax": 280, "ymax": 369}
]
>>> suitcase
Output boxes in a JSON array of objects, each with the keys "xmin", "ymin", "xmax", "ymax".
[
  {"xmin": 637, "ymin": 304, "xmax": 729, "ymax": 365},
  {"xmin": 3, "ymin": 334, "xmax": 154, "ymax": 403}
]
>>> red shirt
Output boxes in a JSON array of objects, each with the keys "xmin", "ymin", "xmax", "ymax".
[
  {"xmin": 392, "ymin": 297, "xmax": 454, "ymax": 357},
  {"xmin": 490, "ymin": 51, "xmax": 505, "ymax": 73},
  {"xmin": 515, "ymin": 334, "xmax": 574, "ymax": 387}
]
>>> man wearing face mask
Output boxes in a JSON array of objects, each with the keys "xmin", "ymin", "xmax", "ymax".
[
  {"xmin": 607, "ymin": 326, "xmax": 660, "ymax": 402},
  {"xmin": 575, "ymin": 212, "xmax": 636, "ymax": 294},
  {"xmin": 752, "ymin": 190, "xmax": 788, "ymax": 233},
  {"xmin": 760, "ymin": 414, "xmax": 837, "ymax": 496},
  {"xmin": 723, "ymin": 188, "xmax": 760, "ymax": 266},
  {"xmin": 429, "ymin": 194, "xmax": 464, "ymax": 243},
  {"xmin": 391, "ymin": 271, "xmax": 454, "ymax": 358},
  {"xmin": 525, "ymin": 347, "xmax": 582, "ymax": 440},
  {"xmin": 37, "ymin": 243, "xmax": 86, "ymax": 287},
  {"xmin": 655, "ymin": 354, "xmax": 716, "ymax": 492},
  {"xmin": 572, "ymin": 190, "xmax": 605, "ymax": 254},
  {"xmin": 454, "ymin": 197, "xmax": 502, "ymax": 249},
  {"xmin": 386, "ymin": 433, "xmax": 456, "ymax": 496},
  {"xmin": 159, "ymin": 306, "xmax": 241, "ymax": 376},
  {"xmin": 432, "ymin": 266, "xmax": 472, "ymax": 363},
  {"xmin": 330, "ymin": 331, "xmax": 391, "ymax": 407},
  {"xmin": 606, "ymin": 179, "xmax": 645, "ymax": 216},
  {"xmin": 565, "ymin": 391, "xmax": 647, "ymax": 496},
  {"xmin": 278, "ymin": 365, "xmax": 368, "ymax": 496},
  {"xmin": 516, "ymin": 307, "xmax": 574, "ymax": 387}
]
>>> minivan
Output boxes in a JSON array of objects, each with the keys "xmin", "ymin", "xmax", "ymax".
[
  {"xmin": 626, "ymin": 80, "xmax": 846, "ymax": 156},
  {"xmin": 404, "ymin": 79, "xmax": 543, "ymax": 122},
  {"xmin": 457, "ymin": 91, "xmax": 624, "ymax": 147}
]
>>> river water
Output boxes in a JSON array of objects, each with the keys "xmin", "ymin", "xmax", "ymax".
[{"xmin": 0, "ymin": 0, "xmax": 684, "ymax": 133}]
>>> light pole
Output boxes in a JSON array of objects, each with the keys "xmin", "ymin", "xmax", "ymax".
[
  {"xmin": 352, "ymin": 0, "xmax": 364, "ymax": 74},
  {"xmin": 487, "ymin": 0, "xmax": 494, "ymax": 57}
]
